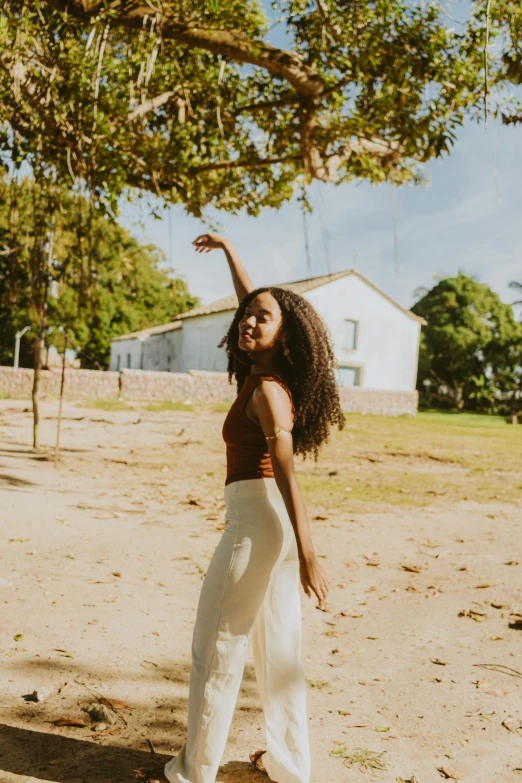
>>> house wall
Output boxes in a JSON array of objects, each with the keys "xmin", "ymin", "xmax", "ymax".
[
  {"xmin": 305, "ymin": 276, "xmax": 421, "ymax": 392},
  {"xmin": 179, "ymin": 310, "xmax": 233, "ymax": 373},
  {"xmin": 109, "ymin": 338, "xmax": 143, "ymax": 371},
  {"xmin": 142, "ymin": 329, "xmax": 183, "ymax": 372}
]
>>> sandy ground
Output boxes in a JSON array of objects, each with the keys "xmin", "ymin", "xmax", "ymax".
[{"xmin": 1, "ymin": 399, "xmax": 522, "ymax": 783}]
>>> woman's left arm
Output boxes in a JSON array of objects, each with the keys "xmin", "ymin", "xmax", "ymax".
[{"xmin": 251, "ymin": 382, "xmax": 331, "ymax": 608}]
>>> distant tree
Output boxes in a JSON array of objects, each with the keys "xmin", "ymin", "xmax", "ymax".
[
  {"xmin": 0, "ymin": 173, "xmax": 198, "ymax": 367},
  {"xmin": 412, "ymin": 273, "xmax": 522, "ymax": 414},
  {"xmin": 509, "ymin": 278, "xmax": 522, "ymax": 310}
]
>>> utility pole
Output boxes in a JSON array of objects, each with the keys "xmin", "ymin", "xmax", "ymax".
[{"xmin": 14, "ymin": 325, "xmax": 30, "ymax": 369}]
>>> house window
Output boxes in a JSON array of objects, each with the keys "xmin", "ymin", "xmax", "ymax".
[
  {"xmin": 127, "ymin": 353, "xmax": 132, "ymax": 369},
  {"xmin": 335, "ymin": 366, "xmax": 360, "ymax": 387},
  {"xmin": 343, "ymin": 319, "xmax": 358, "ymax": 350},
  {"xmin": 116, "ymin": 354, "xmax": 121, "ymax": 371}
]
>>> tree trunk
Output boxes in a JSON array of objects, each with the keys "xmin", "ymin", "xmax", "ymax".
[
  {"xmin": 32, "ymin": 337, "xmax": 42, "ymax": 450},
  {"xmin": 54, "ymin": 332, "xmax": 68, "ymax": 467}
]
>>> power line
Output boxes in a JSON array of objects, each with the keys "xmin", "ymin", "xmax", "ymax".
[
  {"xmin": 316, "ymin": 182, "xmax": 331, "ymax": 276},
  {"xmin": 391, "ymin": 185, "xmax": 399, "ymax": 275},
  {"xmin": 301, "ymin": 185, "xmax": 312, "ymax": 277}
]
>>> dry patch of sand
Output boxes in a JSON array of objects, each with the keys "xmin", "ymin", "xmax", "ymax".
[{"xmin": 1, "ymin": 400, "xmax": 521, "ymax": 783}]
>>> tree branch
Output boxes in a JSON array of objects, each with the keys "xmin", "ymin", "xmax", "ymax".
[
  {"xmin": 42, "ymin": 0, "xmax": 326, "ymax": 97},
  {"xmin": 192, "ymin": 155, "xmax": 300, "ymax": 174},
  {"xmin": 191, "ymin": 134, "xmax": 402, "ymax": 181},
  {"xmin": 127, "ymin": 90, "xmax": 185, "ymax": 122},
  {"xmin": 233, "ymin": 97, "xmax": 295, "ymax": 114}
]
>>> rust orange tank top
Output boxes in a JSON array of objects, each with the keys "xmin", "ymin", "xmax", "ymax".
[{"xmin": 222, "ymin": 371, "xmax": 294, "ymax": 486}]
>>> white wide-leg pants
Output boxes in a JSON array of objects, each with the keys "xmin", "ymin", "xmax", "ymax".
[{"xmin": 164, "ymin": 477, "xmax": 311, "ymax": 783}]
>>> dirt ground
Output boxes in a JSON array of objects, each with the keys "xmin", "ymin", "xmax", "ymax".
[{"xmin": 1, "ymin": 398, "xmax": 522, "ymax": 783}]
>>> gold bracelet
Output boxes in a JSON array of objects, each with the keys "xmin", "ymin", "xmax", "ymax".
[{"xmin": 265, "ymin": 428, "xmax": 290, "ymax": 440}]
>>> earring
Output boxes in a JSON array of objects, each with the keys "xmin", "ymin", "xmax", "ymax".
[{"xmin": 282, "ymin": 338, "xmax": 293, "ymax": 364}]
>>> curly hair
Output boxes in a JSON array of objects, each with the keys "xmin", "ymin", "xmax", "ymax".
[{"xmin": 219, "ymin": 287, "xmax": 345, "ymax": 459}]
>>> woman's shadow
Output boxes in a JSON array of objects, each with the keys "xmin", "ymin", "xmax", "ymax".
[{"xmin": 0, "ymin": 724, "xmax": 266, "ymax": 783}]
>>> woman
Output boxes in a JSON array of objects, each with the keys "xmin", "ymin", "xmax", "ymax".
[{"xmin": 137, "ymin": 234, "xmax": 345, "ymax": 783}]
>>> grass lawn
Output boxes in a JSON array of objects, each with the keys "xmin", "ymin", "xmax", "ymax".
[
  {"xmin": 294, "ymin": 409, "xmax": 522, "ymax": 512},
  {"xmin": 417, "ymin": 409, "xmax": 512, "ymax": 428}
]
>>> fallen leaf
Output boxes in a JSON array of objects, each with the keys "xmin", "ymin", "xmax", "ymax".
[
  {"xmin": 431, "ymin": 658, "xmax": 449, "ymax": 666},
  {"xmin": 13, "ymin": 634, "xmax": 24, "ymax": 642},
  {"xmin": 335, "ymin": 608, "xmax": 363, "ymax": 619},
  {"xmin": 112, "ymin": 571, "xmax": 122, "ymax": 577},
  {"xmin": 491, "ymin": 602, "xmax": 505, "ymax": 609},
  {"xmin": 99, "ymin": 697, "xmax": 128, "ymax": 711},
  {"xmin": 503, "ymin": 718, "xmax": 522, "ymax": 732},
  {"xmin": 490, "ymin": 636, "xmax": 504, "ymax": 641},
  {"xmin": 184, "ymin": 497, "xmax": 205, "ymax": 507},
  {"xmin": 475, "ymin": 583, "xmax": 496, "ymax": 589},
  {"xmin": 505, "ymin": 561, "xmax": 519, "ymax": 566},
  {"xmin": 54, "ymin": 718, "xmax": 86, "ymax": 727},
  {"xmin": 458, "ymin": 608, "xmax": 486, "ymax": 621},
  {"xmin": 419, "ymin": 538, "xmax": 439, "ymax": 548},
  {"xmin": 438, "ymin": 766, "xmax": 461, "ymax": 780},
  {"xmin": 485, "ymin": 689, "xmax": 509, "ymax": 697},
  {"xmin": 92, "ymin": 727, "xmax": 123, "ymax": 737},
  {"xmin": 306, "ymin": 679, "xmax": 330, "ymax": 689},
  {"xmin": 509, "ymin": 613, "xmax": 522, "ymax": 629},
  {"xmin": 401, "ymin": 564, "xmax": 426, "ymax": 573},
  {"xmin": 323, "ymin": 630, "xmax": 347, "ymax": 637}
]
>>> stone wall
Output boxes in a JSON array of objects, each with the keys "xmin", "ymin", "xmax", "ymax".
[
  {"xmin": 0, "ymin": 366, "xmax": 120, "ymax": 400},
  {"xmin": 0, "ymin": 365, "xmax": 417, "ymax": 415},
  {"xmin": 338, "ymin": 386, "xmax": 418, "ymax": 417},
  {"xmin": 0, "ymin": 366, "xmax": 236, "ymax": 403}
]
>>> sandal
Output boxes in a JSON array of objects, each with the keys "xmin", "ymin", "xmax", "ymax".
[
  {"xmin": 135, "ymin": 766, "xmax": 169, "ymax": 783},
  {"xmin": 249, "ymin": 749, "xmax": 267, "ymax": 774}
]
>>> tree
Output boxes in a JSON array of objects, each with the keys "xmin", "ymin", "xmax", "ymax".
[
  {"xmin": 0, "ymin": 174, "xmax": 198, "ymax": 370},
  {"xmin": 0, "ymin": 171, "xmax": 198, "ymax": 447},
  {"xmin": 1, "ymin": 1, "xmax": 521, "ymax": 218},
  {"xmin": 412, "ymin": 273, "xmax": 522, "ymax": 414},
  {"xmin": 509, "ymin": 278, "xmax": 522, "ymax": 310}
]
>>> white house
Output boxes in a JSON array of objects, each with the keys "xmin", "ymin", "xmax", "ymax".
[
  {"xmin": 110, "ymin": 321, "xmax": 182, "ymax": 372},
  {"xmin": 109, "ymin": 270, "xmax": 425, "ymax": 392}
]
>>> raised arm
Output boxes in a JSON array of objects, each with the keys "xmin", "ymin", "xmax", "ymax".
[
  {"xmin": 249, "ymin": 380, "xmax": 331, "ymax": 609},
  {"xmin": 192, "ymin": 233, "xmax": 254, "ymax": 303}
]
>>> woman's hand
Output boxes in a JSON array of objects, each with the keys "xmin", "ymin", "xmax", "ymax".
[
  {"xmin": 299, "ymin": 552, "xmax": 331, "ymax": 609},
  {"xmin": 192, "ymin": 233, "xmax": 230, "ymax": 253}
]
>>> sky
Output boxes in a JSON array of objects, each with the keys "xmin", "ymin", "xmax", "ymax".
[
  {"xmin": 120, "ymin": 116, "xmax": 522, "ymax": 314},
  {"xmin": 118, "ymin": 0, "xmax": 522, "ymax": 315}
]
